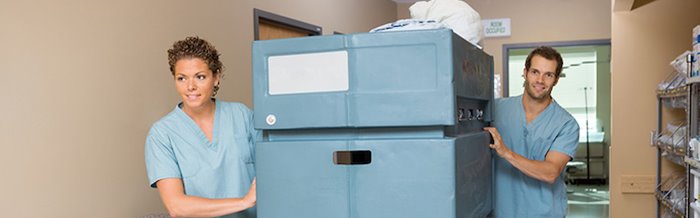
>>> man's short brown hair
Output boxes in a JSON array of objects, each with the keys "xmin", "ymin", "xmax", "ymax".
[{"xmin": 525, "ymin": 46, "xmax": 563, "ymax": 77}]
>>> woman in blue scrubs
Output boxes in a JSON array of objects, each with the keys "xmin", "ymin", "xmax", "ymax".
[{"xmin": 145, "ymin": 37, "xmax": 259, "ymax": 217}]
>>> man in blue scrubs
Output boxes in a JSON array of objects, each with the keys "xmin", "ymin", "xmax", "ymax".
[{"xmin": 484, "ymin": 46, "xmax": 580, "ymax": 217}]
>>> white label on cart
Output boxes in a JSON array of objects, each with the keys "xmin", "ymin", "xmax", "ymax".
[{"xmin": 268, "ymin": 51, "xmax": 349, "ymax": 95}]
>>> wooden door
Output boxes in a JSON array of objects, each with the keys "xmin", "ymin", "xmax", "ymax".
[{"xmin": 254, "ymin": 9, "xmax": 321, "ymax": 41}]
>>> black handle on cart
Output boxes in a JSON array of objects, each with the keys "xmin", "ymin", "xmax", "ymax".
[{"xmin": 333, "ymin": 150, "xmax": 372, "ymax": 165}]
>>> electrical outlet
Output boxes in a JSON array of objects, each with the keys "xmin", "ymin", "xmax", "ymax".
[{"xmin": 621, "ymin": 175, "xmax": 655, "ymax": 194}]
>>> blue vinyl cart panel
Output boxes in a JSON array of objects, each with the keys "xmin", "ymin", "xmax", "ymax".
[
  {"xmin": 252, "ymin": 29, "xmax": 492, "ymax": 130},
  {"xmin": 255, "ymin": 131, "xmax": 492, "ymax": 218}
]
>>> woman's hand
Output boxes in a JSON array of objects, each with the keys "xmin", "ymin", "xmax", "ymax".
[
  {"xmin": 242, "ymin": 178, "xmax": 257, "ymax": 208},
  {"xmin": 156, "ymin": 178, "xmax": 258, "ymax": 217}
]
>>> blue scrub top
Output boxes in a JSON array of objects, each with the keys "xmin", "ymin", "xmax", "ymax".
[
  {"xmin": 145, "ymin": 100, "xmax": 260, "ymax": 218},
  {"xmin": 492, "ymin": 95, "xmax": 580, "ymax": 218}
]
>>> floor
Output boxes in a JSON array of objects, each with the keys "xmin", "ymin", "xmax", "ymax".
[{"xmin": 567, "ymin": 184, "xmax": 610, "ymax": 218}]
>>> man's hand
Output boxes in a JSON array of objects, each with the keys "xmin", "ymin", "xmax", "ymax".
[
  {"xmin": 483, "ymin": 127, "xmax": 571, "ymax": 184},
  {"xmin": 484, "ymin": 127, "xmax": 513, "ymax": 159}
]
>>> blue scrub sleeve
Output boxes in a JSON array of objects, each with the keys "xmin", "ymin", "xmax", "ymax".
[
  {"xmin": 549, "ymin": 119, "xmax": 580, "ymax": 158},
  {"xmin": 246, "ymin": 106, "xmax": 262, "ymax": 164},
  {"xmin": 249, "ymin": 128, "xmax": 261, "ymax": 164},
  {"xmin": 144, "ymin": 125, "xmax": 181, "ymax": 188}
]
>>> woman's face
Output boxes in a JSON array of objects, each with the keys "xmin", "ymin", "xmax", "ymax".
[{"xmin": 173, "ymin": 58, "xmax": 220, "ymax": 111}]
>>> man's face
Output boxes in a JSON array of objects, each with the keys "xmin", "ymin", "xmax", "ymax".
[{"xmin": 523, "ymin": 55, "xmax": 559, "ymax": 100}]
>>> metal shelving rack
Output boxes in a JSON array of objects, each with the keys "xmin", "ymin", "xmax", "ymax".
[
  {"xmin": 655, "ymin": 55, "xmax": 700, "ymax": 218},
  {"xmin": 655, "ymin": 84, "xmax": 689, "ymax": 218},
  {"xmin": 686, "ymin": 82, "xmax": 700, "ymax": 218}
]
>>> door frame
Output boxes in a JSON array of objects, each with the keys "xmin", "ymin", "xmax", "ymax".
[{"xmin": 253, "ymin": 8, "xmax": 322, "ymax": 40}]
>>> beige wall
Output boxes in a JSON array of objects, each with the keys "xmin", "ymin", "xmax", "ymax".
[
  {"xmin": 0, "ymin": 1, "xmax": 396, "ymax": 217},
  {"xmin": 611, "ymin": 0, "xmax": 700, "ymax": 217},
  {"xmin": 398, "ymin": 0, "xmax": 611, "ymax": 96}
]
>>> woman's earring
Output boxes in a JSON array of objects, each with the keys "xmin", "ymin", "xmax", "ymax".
[{"xmin": 213, "ymin": 85, "xmax": 220, "ymax": 97}]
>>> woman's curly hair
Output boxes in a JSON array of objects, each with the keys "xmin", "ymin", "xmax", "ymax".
[{"xmin": 167, "ymin": 36, "xmax": 224, "ymax": 76}]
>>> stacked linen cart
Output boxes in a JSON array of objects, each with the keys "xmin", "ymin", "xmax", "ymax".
[{"xmin": 252, "ymin": 29, "xmax": 494, "ymax": 218}]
